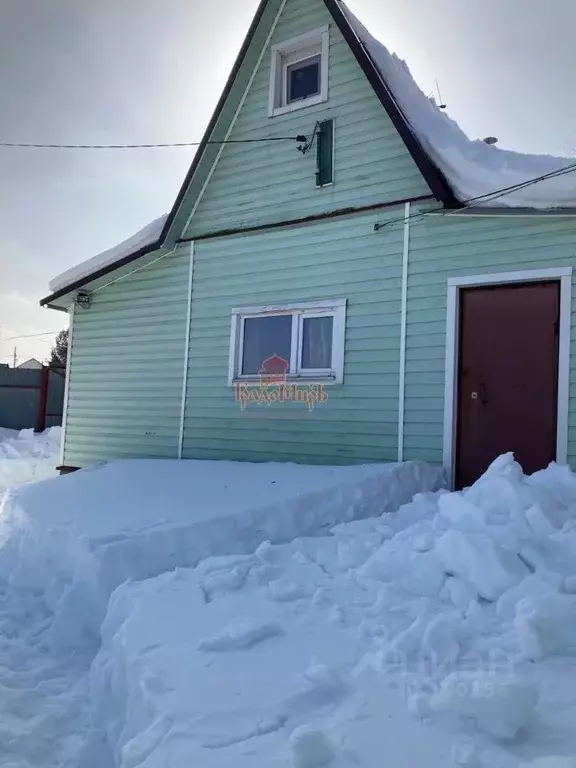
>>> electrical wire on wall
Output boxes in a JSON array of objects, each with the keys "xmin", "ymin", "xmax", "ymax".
[
  {"xmin": 374, "ymin": 159, "xmax": 576, "ymax": 231},
  {"xmin": 0, "ymin": 137, "xmax": 309, "ymax": 150}
]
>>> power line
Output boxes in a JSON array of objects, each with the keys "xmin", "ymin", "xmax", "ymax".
[
  {"xmin": 375, "ymin": 158, "xmax": 576, "ymax": 231},
  {"xmin": 0, "ymin": 330, "xmax": 62, "ymax": 341},
  {"xmin": 0, "ymin": 136, "xmax": 308, "ymax": 150}
]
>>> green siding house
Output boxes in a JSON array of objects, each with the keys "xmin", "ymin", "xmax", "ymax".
[{"xmin": 42, "ymin": 0, "xmax": 576, "ymax": 488}]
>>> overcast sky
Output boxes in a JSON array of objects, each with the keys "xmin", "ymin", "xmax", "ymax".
[{"xmin": 1, "ymin": 0, "xmax": 575, "ymax": 365}]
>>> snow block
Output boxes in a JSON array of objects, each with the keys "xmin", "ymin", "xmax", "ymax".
[
  {"xmin": 515, "ymin": 593, "xmax": 576, "ymax": 660},
  {"xmin": 357, "ymin": 538, "xmax": 445, "ymax": 598},
  {"xmin": 435, "ymin": 529, "xmax": 529, "ymax": 601},
  {"xmin": 0, "ymin": 458, "xmax": 445, "ymax": 652}
]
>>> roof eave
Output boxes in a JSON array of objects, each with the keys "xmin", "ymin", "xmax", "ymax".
[
  {"xmin": 159, "ymin": 0, "xmax": 271, "ymax": 242},
  {"xmin": 162, "ymin": 0, "xmax": 459, "ymax": 240},
  {"xmin": 40, "ymin": 239, "xmax": 164, "ymax": 310},
  {"xmin": 323, "ymin": 0, "xmax": 458, "ymax": 206},
  {"xmin": 43, "ymin": 0, "xmax": 462, "ymax": 313}
]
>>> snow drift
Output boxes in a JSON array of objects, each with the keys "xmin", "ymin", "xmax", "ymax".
[
  {"xmin": 3, "ymin": 448, "xmax": 576, "ymax": 765},
  {"xmin": 0, "ymin": 458, "xmax": 443, "ymax": 654},
  {"xmin": 0, "ymin": 426, "xmax": 60, "ymax": 501},
  {"xmin": 0, "ymin": 456, "xmax": 443, "ymax": 767},
  {"xmin": 90, "ymin": 453, "xmax": 576, "ymax": 767}
]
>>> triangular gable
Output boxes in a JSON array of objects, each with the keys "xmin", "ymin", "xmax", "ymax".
[
  {"xmin": 41, "ymin": 0, "xmax": 455, "ymax": 309},
  {"xmin": 162, "ymin": 0, "xmax": 455, "ymax": 242}
]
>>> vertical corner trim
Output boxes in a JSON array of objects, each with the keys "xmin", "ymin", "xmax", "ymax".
[
  {"xmin": 397, "ymin": 202, "xmax": 410, "ymax": 463},
  {"xmin": 178, "ymin": 241, "xmax": 195, "ymax": 459},
  {"xmin": 442, "ymin": 284, "xmax": 458, "ymax": 481},
  {"xmin": 60, "ymin": 304, "xmax": 75, "ymax": 465},
  {"xmin": 556, "ymin": 273, "xmax": 572, "ymax": 464}
]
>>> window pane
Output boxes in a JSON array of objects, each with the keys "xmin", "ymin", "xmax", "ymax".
[
  {"xmin": 287, "ymin": 56, "xmax": 321, "ymax": 102},
  {"xmin": 301, "ymin": 316, "xmax": 333, "ymax": 369},
  {"xmin": 241, "ymin": 316, "xmax": 292, "ymax": 376}
]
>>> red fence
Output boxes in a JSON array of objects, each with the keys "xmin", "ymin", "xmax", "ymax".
[{"xmin": 0, "ymin": 365, "xmax": 65, "ymax": 431}]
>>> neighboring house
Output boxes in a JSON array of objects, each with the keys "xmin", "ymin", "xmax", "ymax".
[
  {"xmin": 41, "ymin": 0, "xmax": 576, "ymax": 488},
  {"xmin": 17, "ymin": 358, "xmax": 43, "ymax": 370}
]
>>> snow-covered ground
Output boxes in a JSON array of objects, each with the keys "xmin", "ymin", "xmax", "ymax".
[
  {"xmin": 92, "ymin": 454, "xmax": 576, "ymax": 768},
  {"xmin": 0, "ymin": 426, "xmax": 60, "ymax": 501},
  {"xmin": 1, "ymin": 443, "xmax": 576, "ymax": 766},
  {"xmin": 0, "ymin": 454, "xmax": 442, "ymax": 767}
]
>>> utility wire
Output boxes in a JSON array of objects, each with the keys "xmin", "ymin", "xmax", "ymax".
[
  {"xmin": 375, "ymin": 158, "xmax": 576, "ymax": 231},
  {"xmin": 0, "ymin": 330, "xmax": 62, "ymax": 341},
  {"xmin": 0, "ymin": 136, "xmax": 307, "ymax": 150}
]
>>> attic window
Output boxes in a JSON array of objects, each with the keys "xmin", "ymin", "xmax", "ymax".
[
  {"xmin": 269, "ymin": 27, "xmax": 329, "ymax": 117},
  {"xmin": 286, "ymin": 55, "xmax": 321, "ymax": 103}
]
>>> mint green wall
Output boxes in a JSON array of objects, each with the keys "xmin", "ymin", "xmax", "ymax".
[
  {"xmin": 62, "ymin": 211, "xmax": 576, "ymax": 469},
  {"xmin": 63, "ymin": 246, "xmax": 190, "ymax": 466},
  {"xmin": 403, "ymin": 211, "xmax": 576, "ymax": 467},
  {"xmin": 182, "ymin": 210, "xmax": 405, "ymax": 464},
  {"xmin": 184, "ymin": 0, "xmax": 431, "ymax": 238},
  {"xmin": 58, "ymin": 0, "xmax": 576, "ymax": 471}
]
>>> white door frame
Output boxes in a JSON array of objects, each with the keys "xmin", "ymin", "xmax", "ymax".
[{"xmin": 443, "ymin": 267, "xmax": 572, "ymax": 484}]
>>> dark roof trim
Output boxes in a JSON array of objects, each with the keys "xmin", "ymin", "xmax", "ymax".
[
  {"xmin": 162, "ymin": 0, "xmax": 457, "ymax": 242},
  {"xmin": 42, "ymin": 0, "xmax": 457, "ymax": 309},
  {"xmin": 179, "ymin": 194, "xmax": 437, "ymax": 242},
  {"xmin": 324, "ymin": 0, "xmax": 456, "ymax": 206},
  {"xmin": 40, "ymin": 239, "xmax": 164, "ymax": 308},
  {"xmin": 158, "ymin": 0, "xmax": 271, "ymax": 243},
  {"xmin": 40, "ymin": 0, "xmax": 271, "ymax": 309}
]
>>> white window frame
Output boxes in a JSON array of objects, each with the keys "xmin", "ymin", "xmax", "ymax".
[
  {"xmin": 228, "ymin": 298, "xmax": 346, "ymax": 385},
  {"xmin": 268, "ymin": 26, "xmax": 330, "ymax": 117}
]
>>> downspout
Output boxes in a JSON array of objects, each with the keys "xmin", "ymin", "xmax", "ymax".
[
  {"xmin": 398, "ymin": 202, "xmax": 410, "ymax": 462},
  {"xmin": 178, "ymin": 241, "xmax": 195, "ymax": 459}
]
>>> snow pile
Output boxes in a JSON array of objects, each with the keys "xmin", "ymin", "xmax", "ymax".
[
  {"xmin": 341, "ymin": 3, "xmax": 576, "ymax": 209},
  {"xmin": 48, "ymin": 214, "xmax": 167, "ymax": 294},
  {"xmin": 0, "ymin": 457, "xmax": 442, "ymax": 767},
  {"xmin": 0, "ymin": 458, "xmax": 443, "ymax": 655},
  {"xmin": 92, "ymin": 453, "xmax": 576, "ymax": 766},
  {"xmin": 0, "ymin": 426, "xmax": 60, "ymax": 501}
]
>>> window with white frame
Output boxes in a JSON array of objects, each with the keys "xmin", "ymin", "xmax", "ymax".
[
  {"xmin": 269, "ymin": 26, "xmax": 330, "ymax": 117},
  {"xmin": 229, "ymin": 299, "xmax": 346, "ymax": 384}
]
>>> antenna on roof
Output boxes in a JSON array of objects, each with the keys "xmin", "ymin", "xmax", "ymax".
[{"xmin": 435, "ymin": 80, "xmax": 447, "ymax": 110}]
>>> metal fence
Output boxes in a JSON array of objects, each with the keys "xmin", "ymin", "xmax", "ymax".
[{"xmin": 0, "ymin": 365, "xmax": 65, "ymax": 431}]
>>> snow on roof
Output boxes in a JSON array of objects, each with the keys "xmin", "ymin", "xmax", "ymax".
[
  {"xmin": 341, "ymin": 2, "xmax": 576, "ymax": 209},
  {"xmin": 46, "ymin": 5, "xmax": 576, "ymax": 301},
  {"xmin": 48, "ymin": 214, "xmax": 168, "ymax": 295}
]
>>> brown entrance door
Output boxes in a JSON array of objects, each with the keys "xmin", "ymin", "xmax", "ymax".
[{"xmin": 455, "ymin": 281, "xmax": 559, "ymax": 489}]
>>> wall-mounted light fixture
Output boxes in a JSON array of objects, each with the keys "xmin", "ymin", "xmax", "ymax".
[{"xmin": 75, "ymin": 291, "xmax": 92, "ymax": 309}]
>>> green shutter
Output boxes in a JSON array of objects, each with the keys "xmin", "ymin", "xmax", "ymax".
[{"xmin": 316, "ymin": 120, "xmax": 334, "ymax": 187}]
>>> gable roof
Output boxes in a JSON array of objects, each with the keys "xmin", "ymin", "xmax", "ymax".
[
  {"xmin": 41, "ymin": 0, "xmax": 576, "ymax": 309},
  {"xmin": 344, "ymin": 6, "xmax": 576, "ymax": 210},
  {"xmin": 160, "ymin": 0, "xmax": 456, "ymax": 245},
  {"xmin": 41, "ymin": 0, "xmax": 454, "ymax": 310}
]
